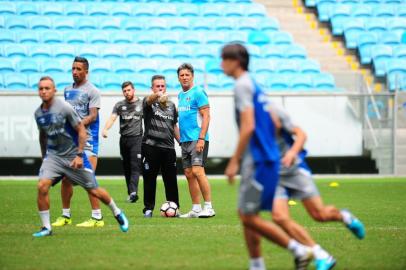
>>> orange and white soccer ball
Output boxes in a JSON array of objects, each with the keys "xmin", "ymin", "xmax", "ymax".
[{"xmin": 160, "ymin": 201, "xmax": 178, "ymax": 217}]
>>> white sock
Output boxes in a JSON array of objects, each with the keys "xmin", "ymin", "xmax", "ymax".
[
  {"xmin": 62, "ymin": 208, "xmax": 71, "ymax": 218},
  {"xmin": 287, "ymin": 239, "xmax": 309, "ymax": 258},
  {"xmin": 312, "ymin": 244, "xmax": 330, "ymax": 260},
  {"xmin": 91, "ymin": 209, "xmax": 102, "ymax": 220},
  {"xmin": 249, "ymin": 257, "xmax": 266, "ymax": 270},
  {"xmin": 340, "ymin": 210, "xmax": 352, "ymax": 225},
  {"xmin": 108, "ymin": 199, "xmax": 121, "ymax": 216},
  {"xmin": 39, "ymin": 210, "xmax": 51, "ymax": 230},
  {"xmin": 204, "ymin": 201, "xmax": 213, "ymax": 210},
  {"xmin": 192, "ymin": 204, "xmax": 202, "ymax": 212}
]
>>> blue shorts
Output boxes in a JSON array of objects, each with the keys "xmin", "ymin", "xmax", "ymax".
[{"xmin": 238, "ymin": 154, "xmax": 279, "ymax": 214}]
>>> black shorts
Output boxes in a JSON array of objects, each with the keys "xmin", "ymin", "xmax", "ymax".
[{"xmin": 181, "ymin": 140, "xmax": 209, "ymax": 169}]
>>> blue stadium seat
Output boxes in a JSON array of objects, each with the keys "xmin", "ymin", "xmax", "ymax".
[
  {"xmin": 132, "ymin": 74, "xmax": 152, "ymax": 92},
  {"xmin": 146, "ymin": 18, "xmax": 168, "ymax": 30},
  {"xmin": 386, "ymin": 59, "xmax": 406, "ymax": 78},
  {"xmin": 76, "ymin": 17, "xmax": 98, "ymax": 30},
  {"xmin": 170, "ymin": 44, "xmax": 193, "ymax": 58},
  {"xmin": 88, "ymin": 31, "xmax": 110, "ymax": 44},
  {"xmin": 0, "ymin": 31, "xmax": 15, "ymax": 43},
  {"xmin": 99, "ymin": 18, "xmax": 122, "ymax": 30},
  {"xmin": 64, "ymin": 3, "xmax": 86, "ymax": 16},
  {"xmin": 270, "ymin": 32, "xmax": 293, "ymax": 45},
  {"xmin": 100, "ymin": 46, "xmax": 123, "ymax": 59},
  {"xmin": 291, "ymin": 75, "xmax": 313, "ymax": 90},
  {"xmin": 41, "ymin": 31, "xmax": 64, "ymax": 44},
  {"xmin": 178, "ymin": 5, "xmax": 200, "ymax": 17},
  {"xmin": 246, "ymin": 4, "xmax": 266, "ymax": 18},
  {"xmin": 351, "ymin": 5, "xmax": 373, "ymax": 18},
  {"xmin": 111, "ymin": 4, "xmax": 132, "ymax": 16},
  {"xmin": 317, "ymin": 2, "xmax": 333, "ymax": 22},
  {"xmin": 312, "ymin": 73, "xmax": 335, "ymax": 89},
  {"xmin": 64, "ymin": 31, "xmax": 87, "ymax": 44},
  {"xmin": 18, "ymin": 3, "xmax": 40, "ymax": 16},
  {"xmin": 42, "ymin": 60, "xmax": 65, "ymax": 73},
  {"xmin": 53, "ymin": 17, "xmax": 75, "ymax": 30},
  {"xmin": 167, "ymin": 18, "xmax": 189, "ymax": 30},
  {"xmin": 393, "ymin": 45, "xmax": 406, "ymax": 58},
  {"xmin": 134, "ymin": 60, "xmax": 158, "ymax": 74},
  {"xmin": 372, "ymin": 4, "xmax": 395, "ymax": 17},
  {"xmin": 300, "ymin": 59, "xmax": 321, "ymax": 74},
  {"xmin": 245, "ymin": 44, "xmax": 261, "ymax": 58},
  {"xmin": 227, "ymin": 31, "xmax": 248, "ymax": 44},
  {"xmin": 42, "ymin": 4, "xmax": 64, "ymax": 16},
  {"xmin": 200, "ymin": 5, "xmax": 224, "ymax": 17},
  {"xmin": 261, "ymin": 45, "xmax": 284, "ymax": 58},
  {"xmin": 343, "ymin": 19, "xmax": 365, "ymax": 45},
  {"xmin": 18, "ymin": 31, "xmax": 39, "ymax": 44},
  {"xmin": 345, "ymin": 30, "xmax": 366, "ymax": 49},
  {"xmin": 18, "ymin": 59, "xmax": 40, "ymax": 73},
  {"xmin": 387, "ymin": 18, "xmax": 406, "ymax": 32},
  {"xmin": 206, "ymin": 74, "xmax": 222, "ymax": 91},
  {"xmin": 28, "ymin": 73, "xmax": 41, "ymax": 89},
  {"xmin": 124, "ymin": 45, "xmax": 146, "ymax": 58},
  {"xmin": 372, "ymin": 45, "xmax": 393, "ymax": 76},
  {"xmin": 276, "ymin": 60, "xmax": 298, "ymax": 74},
  {"xmin": 90, "ymin": 59, "xmax": 112, "ymax": 73},
  {"xmin": 250, "ymin": 59, "xmax": 276, "ymax": 74},
  {"xmin": 87, "ymin": 4, "xmax": 110, "ymax": 16},
  {"xmin": 0, "ymin": 3, "xmax": 16, "ymax": 15},
  {"xmin": 217, "ymin": 74, "xmax": 234, "ymax": 90},
  {"xmin": 193, "ymin": 44, "xmax": 218, "ymax": 59},
  {"xmin": 53, "ymin": 45, "xmax": 76, "ymax": 58},
  {"xmin": 214, "ymin": 18, "xmax": 236, "ymax": 31},
  {"xmin": 190, "ymin": 19, "xmax": 213, "ymax": 31},
  {"xmin": 147, "ymin": 45, "xmax": 170, "ymax": 58},
  {"xmin": 134, "ymin": 31, "xmax": 156, "ymax": 44},
  {"xmin": 6, "ymin": 17, "xmax": 28, "ymax": 30},
  {"xmin": 159, "ymin": 59, "xmax": 182, "ymax": 75},
  {"xmin": 259, "ymin": 18, "xmax": 279, "ymax": 32},
  {"xmin": 157, "ymin": 31, "xmax": 180, "ymax": 44},
  {"xmin": 224, "ymin": 5, "xmax": 244, "ymax": 17},
  {"xmin": 205, "ymin": 31, "xmax": 226, "ymax": 44},
  {"xmin": 0, "ymin": 58, "xmax": 15, "ymax": 73},
  {"xmin": 133, "ymin": 5, "xmax": 155, "ymax": 17},
  {"xmin": 330, "ymin": 5, "xmax": 351, "ymax": 35},
  {"xmin": 205, "ymin": 60, "xmax": 222, "ymax": 74},
  {"xmin": 112, "ymin": 59, "xmax": 136, "ymax": 74},
  {"xmin": 238, "ymin": 18, "xmax": 259, "ymax": 31},
  {"xmin": 30, "ymin": 45, "xmax": 52, "ymax": 58},
  {"xmin": 76, "ymin": 45, "xmax": 99, "ymax": 58},
  {"xmin": 4, "ymin": 44, "xmax": 27, "ymax": 58},
  {"xmin": 29, "ymin": 17, "xmax": 52, "ymax": 30},
  {"xmin": 398, "ymin": 5, "xmax": 406, "ymax": 17},
  {"xmin": 110, "ymin": 31, "xmax": 133, "ymax": 44},
  {"xmin": 248, "ymin": 31, "xmax": 270, "ymax": 45},
  {"xmin": 122, "ymin": 18, "xmax": 144, "ymax": 31},
  {"xmin": 380, "ymin": 31, "xmax": 400, "ymax": 45},
  {"xmin": 268, "ymin": 74, "xmax": 289, "ymax": 90},
  {"xmin": 365, "ymin": 18, "xmax": 387, "ymax": 34},
  {"xmin": 285, "ymin": 44, "xmax": 307, "ymax": 59},
  {"xmin": 182, "ymin": 32, "xmax": 204, "ymax": 44},
  {"xmin": 53, "ymin": 73, "xmax": 72, "ymax": 90},
  {"xmin": 0, "ymin": 17, "xmax": 4, "ymax": 29},
  {"xmin": 252, "ymin": 74, "xmax": 270, "ymax": 89},
  {"xmin": 4, "ymin": 73, "xmax": 28, "ymax": 90},
  {"xmin": 102, "ymin": 74, "xmax": 123, "ymax": 90}
]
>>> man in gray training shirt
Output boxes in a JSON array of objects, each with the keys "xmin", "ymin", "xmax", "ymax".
[
  {"xmin": 102, "ymin": 81, "xmax": 143, "ymax": 203},
  {"xmin": 33, "ymin": 76, "xmax": 129, "ymax": 238}
]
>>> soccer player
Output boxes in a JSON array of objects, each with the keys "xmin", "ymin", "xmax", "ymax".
[
  {"xmin": 177, "ymin": 63, "xmax": 215, "ymax": 218},
  {"xmin": 142, "ymin": 75, "xmax": 180, "ymax": 218},
  {"xmin": 222, "ymin": 44, "xmax": 313, "ymax": 270},
  {"xmin": 52, "ymin": 56, "xmax": 103, "ymax": 228},
  {"xmin": 270, "ymin": 104, "xmax": 365, "ymax": 269},
  {"xmin": 102, "ymin": 81, "xmax": 143, "ymax": 203},
  {"xmin": 33, "ymin": 76, "xmax": 129, "ymax": 237}
]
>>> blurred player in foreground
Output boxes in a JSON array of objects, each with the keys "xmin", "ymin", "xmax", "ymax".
[
  {"xmin": 270, "ymin": 104, "xmax": 365, "ymax": 270},
  {"xmin": 52, "ymin": 56, "xmax": 103, "ymax": 228},
  {"xmin": 33, "ymin": 76, "xmax": 128, "ymax": 237},
  {"xmin": 102, "ymin": 81, "xmax": 143, "ymax": 203},
  {"xmin": 222, "ymin": 43, "xmax": 313, "ymax": 270}
]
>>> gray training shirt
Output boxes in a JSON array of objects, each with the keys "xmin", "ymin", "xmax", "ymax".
[
  {"xmin": 112, "ymin": 98, "xmax": 143, "ymax": 137},
  {"xmin": 35, "ymin": 98, "xmax": 81, "ymax": 158},
  {"xmin": 142, "ymin": 97, "xmax": 178, "ymax": 149}
]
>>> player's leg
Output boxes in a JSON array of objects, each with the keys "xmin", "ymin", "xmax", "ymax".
[
  {"xmin": 161, "ymin": 147, "xmax": 180, "ymax": 209},
  {"xmin": 303, "ymin": 196, "xmax": 365, "ymax": 239},
  {"xmin": 243, "ymin": 226, "xmax": 265, "ymax": 270},
  {"xmin": 127, "ymin": 136, "xmax": 142, "ymax": 203},
  {"xmin": 190, "ymin": 141, "xmax": 214, "ymax": 218},
  {"xmin": 120, "ymin": 136, "xmax": 132, "ymax": 197},
  {"xmin": 142, "ymin": 144, "xmax": 160, "ymax": 217},
  {"xmin": 51, "ymin": 178, "xmax": 74, "ymax": 226}
]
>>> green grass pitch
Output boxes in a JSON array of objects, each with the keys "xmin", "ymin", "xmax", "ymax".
[{"xmin": 0, "ymin": 178, "xmax": 405, "ymax": 270}]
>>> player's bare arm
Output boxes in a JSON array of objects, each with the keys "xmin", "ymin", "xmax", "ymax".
[
  {"xmin": 39, "ymin": 130, "xmax": 47, "ymax": 159},
  {"xmin": 70, "ymin": 122, "xmax": 87, "ymax": 169},
  {"xmin": 282, "ymin": 127, "xmax": 307, "ymax": 168},
  {"xmin": 174, "ymin": 124, "xmax": 180, "ymax": 144},
  {"xmin": 81, "ymin": 107, "xmax": 99, "ymax": 127},
  {"xmin": 196, "ymin": 105, "xmax": 210, "ymax": 153},
  {"xmin": 102, "ymin": 113, "xmax": 118, "ymax": 138},
  {"xmin": 225, "ymin": 107, "xmax": 255, "ymax": 184}
]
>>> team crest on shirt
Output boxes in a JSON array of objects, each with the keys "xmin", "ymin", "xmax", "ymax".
[
  {"xmin": 122, "ymin": 106, "xmax": 127, "ymax": 110},
  {"xmin": 186, "ymin": 97, "xmax": 191, "ymax": 102}
]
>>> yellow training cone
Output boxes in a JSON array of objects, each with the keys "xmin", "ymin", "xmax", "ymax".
[
  {"xmin": 288, "ymin": 200, "xmax": 297, "ymax": 206},
  {"xmin": 329, "ymin": 182, "xmax": 340, "ymax": 187}
]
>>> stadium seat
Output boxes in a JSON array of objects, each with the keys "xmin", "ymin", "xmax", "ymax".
[
  {"xmin": 259, "ymin": 18, "xmax": 280, "ymax": 32},
  {"xmin": 112, "ymin": 59, "xmax": 136, "ymax": 74},
  {"xmin": 156, "ymin": 5, "xmax": 178, "ymax": 17},
  {"xmin": 300, "ymin": 59, "xmax": 321, "ymax": 74},
  {"xmin": 0, "ymin": 31, "xmax": 15, "ymax": 43},
  {"xmin": 317, "ymin": 2, "xmax": 333, "ymax": 22},
  {"xmin": 206, "ymin": 74, "xmax": 222, "ymax": 91},
  {"xmin": 285, "ymin": 44, "xmax": 307, "ymax": 59},
  {"xmin": 53, "ymin": 45, "xmax": 76, "ymax": 59},
  {"xmin": 102, "ymin": 74, "xmax": 123, "ymax": 90},
  {"xmin": 77, "ymin": 45, "xmax": 99, "ymax": 59},
  {"xmin": 111, "ymin": 4, "xmax": 132, "ymax": 16},
  {"xmin": 371, "ymin": 45, "xmax": 393, "ymax": 76},
  {"xmin": 28, "ymin": 73, "xmax": 41, "ymax": 89},
  {"xmin": 146, "ymin": 18, "xmax": 168, "ymax": 30},
  {"xmin": 0, "ymin": 3, "xmax": 16, "ymax": 15},
  {"xmin": 330, "ymin": 5, "xmax": 351, "ymax": 35},
  {"xmin": 134, "ymin": 31, "xmax": 156, "ymax": 44},
  {"xmin": 178, "ymin": 5, "xmax": 200, "ymax": 17},
  {"xmin": 313, "ymin": 73, "xmax": 335, "ymax": 89},
  {"xmin": 42, "ymin": 60, "xmax": 65, "ymax": 73},
  {"xmin": 4, "ymin": 44, "xmax": 27, "ymax": 58},
  {"xmin": 224, "ymin": 5, "xmax": 245, "ymax": 17},
  {"xmin": 170, "ymin": 44, "xmax": 193, "ymax": 58},
  {"xmin": 205, "ymin": 31, "xmax": 226, "ymax": 44},
  {"xmin": 4, "ymin": 73, "xmax": 28, "ymax": 90},
  {"xmin": 245, "ymin": 44, "xmax": 261, "ymax": 58},
  {"xmin": 276, "ymin": 60, "xmax": 298, "ymax": 74},
  {"xmin": 159, "ymin": 31, "xmax": 181, "ymax": 44},
  {"xmin": 134, "ymin": 60, "xmax": 158, "ymax": 74},
  {"xmin": 90, "ymin": 59, "xmax": 112, "ymax": 73},
  {"xmin": 17, "ymin": 2, "xmax": 40, "ymax": 16},
  {"xmin": 343, "ymin": 19, "xmax": 365, "ymax": 42},
  {"xmin": 159, "ymin": 59, "xmax": 182, "ymax": 75},
  {"xmin": 99, "ymin": 18, "xmax": 122, "ymax": 30},
  {"xmin": 18, "ymin": 31, "xmax": 39, "ymax": 44},
  {"xmin": 88, "ymin": 31, "xmax": 110, "ymax": 44},
  {"xmin": 380, "ymin": 31, "xmax": 400, "ymax": 45},
  {"xmin": 386, "ymin": 59, "xmax": 406, "ymax": 79},
  {"xmin": 238, "ymin": 18, "xmax": 259, "ymax": 31},
  {"xmin": 124, "ymin": 45, "xmax": 146, "ymax": 58},
  {"xmin": 351, "ymin": 5, "xmax": 373, "ymax": 18},
  {"xmin": 250, "ymin": 59, "xmax": 276, "ymax": 74},
  {"xmin": 206, "ymin": 60, "xmax": 222, "ymax": 74},
  {"xmin": 6, "ymin": 17, "xmax": 28, "ymax": 30},
  {"xmin": 18, "ymin": 59, "xmax": 40, "ymax": 73},
  {"xmin": 29, "ymin": 16, "xmax": 52, "ymax": 30},
  {"xmin": 372, "ymin": 5, "xmax": 395, "ymax": 17},
  {"xmin": 42, "ymin": 5, "xmax": 64, "ymax": 16},
  {"xmin": 181, "ymin": 32, "xmax": 204, "ymax": 44},
  {"xmin": 0, "ymin": 17, "xmax": 4, "ymax": 29},
  {"xmin": 30, "ymin": 45, "xmax": 52, "ymax": 58},
  {"xmin": 64, "ymin": 3, "xmax": 86, "ymax": 16},
  {"xmin": 76, "ymin": 17, "xmax": 98, "ymax": 30},
  {"xmin": 268, "ymin": 74, "xmax": 289, "ymax": 90},
  {"xmin": 133, "ymin": 5, "xmax": 155, "ymax": 17},
  {"xmin": 193, "ymin": 44, "xmax": 218, "ymax": 59},
  {"xmin": 122, "ymin": 18, "xmax": 144, "ymax": 31},
  {"xmin": 41, "ymin": 31, "xmax": 64, "ymax": 44},
  {"xmin": 110, "ymin": 31, "xmax": 133, "ymax": 44},
  {"xmin": 261, "ymin": 45, "xmax": 284, "ymax": 59},
  {"xmin": 100, "ymin": 46, "xmax": 123, "ymax": 59},
  {"xmin": 53, "ymin": 73, "xmax": 72, "ymax": 90},
  {"xmin": 387, "ymin": 18, "xmax": 406, "ymax": 32},
  {"xmin": 132, "ymin": 74, "xmax": 152, "ymax": 91},
  {"xmin": 291, "ymin": 75, "xmax": 313, "ymax": 90},
  {"xmin": 246, "ymin": 3, "xmax": 266, "ymax": 17},
  {"xmin": 147, "ymin": 45, "xmax": 170, "ymax": 58},
  {"xmin": 248, "ymin": 31, "xmax": 270, "ymax": 45},
  {"xmin": 214, "ymin": 18, "xmax": 236, "ymax": 31},
  {"xmin": 190, "ymin": 19, "xmax": 214, "ymax": 31},
  {"xmin": 398, "ymin": 5, "xmax": 406, "ymax": 18},
  {"xmin": 393, "ymin": 46, "xmax": 406, "ymax": 59},
  {"xmin": 227, "ymin": 31, "xmax": 248, "ymax": 44},
  {"xmin": 64, "ymin": 31, "xmax": 87, "ymax": 44},
  {"xmin": 200, "ymin": 5, "xmax": 224, "ymax": 17},
  {"xmin": 252, "ymin": 74, "xmax": 270, "ymax": 89},
  {"xmin": 53, "ymin": 17, "xmax": 75, "ymax": 30},
  {"xmin": 271, "ymin": 32, "xmax": 293, "ymax": 45},
  {"xmin": 0, "ymin": 58, "xmax": 15, "ymax": 73},
  {"xmin": 167, "ymin": 18, "xmax": 189, "ymax": 30},
  {"xmin": 87, "ymin": 4, "xmax": 110, "ymax": 16}
]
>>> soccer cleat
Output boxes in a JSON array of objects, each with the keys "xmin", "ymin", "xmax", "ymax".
[
  {"xmin": 179, "ymin": 210, "xmax": 201, "ymax": 218},
  {"xmin": 315, "ymin": 256, "xmax": 336, "ymax": 270},
  {"xmin": 198, "ymin": 208, "xmax": 216, "ymax": 218},
  {"xmin": 115, "ymin": 211, "xmax": 129, "ymax": 232},
  {"xmin": 343, "ymin": 210, "xmax": 365, "ymax": 239},
  {"xmin": 127, "ymin": 192, "xmax": 139, "ymax": 203},
  {"xmin": 294, "ymin": 249, "xmax": 313, "ymax": 270},
  {"xmin": 144, "ymin": 210, "xmax": 153, "ymax": 218},
  {"xmin": 51, "ymin": 216, "xmax": 72, "ymax": 227},
  {"xmin": 32, "ymin": 227, "xmax": 52, "ymax": 238},
  {"xmin": 76, "ymin": 218, "xmax": 105, "ymax": 228}
]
